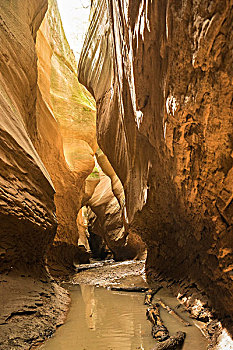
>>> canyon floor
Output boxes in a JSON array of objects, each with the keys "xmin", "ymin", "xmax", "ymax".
[
  {"xmin": 39, "ymin": 260, "xmax": 225, "ymax": 350},
  {"xmin": 0, "ymin": 260, "xmax": 231, "ymax": 349}
]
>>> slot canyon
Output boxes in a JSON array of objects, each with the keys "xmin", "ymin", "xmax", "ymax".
[{"xmin": 0, "ymin": 0, "xmax": 232, "ymax": 349}]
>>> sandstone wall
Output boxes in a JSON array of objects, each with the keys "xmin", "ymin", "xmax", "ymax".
[
  {"xmin": 0, "ymin": 0, "xmax": 56, "ymax": 272},
  {"xmin": 81, "ymin": 150, "xmax": 146, "ymax": 260},
  {"xmin": 35, "ymin": 0, "xmax": 97, "ymax": 269},
  {"xmin": 86, "ymin": 167, "xmax": 146, "ymax": 260},
  {"xmin": 79, "ymin": 0, "xmax": 233, "ymax": 329},
  {"xmin": 0, "ymin": 2, "xmax": 71, "ymax": 348}
]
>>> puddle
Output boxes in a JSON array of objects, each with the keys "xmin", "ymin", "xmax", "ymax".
[{"xmin": 40, "ymin": 284, "xmax": 208, "ymax": 350}]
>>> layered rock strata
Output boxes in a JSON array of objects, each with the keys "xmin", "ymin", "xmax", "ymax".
[
  {"xmin": 79, "ymin": 0, "xmax": 233, "ymax": 332},
  {"xmin": 84, "ymin": 150, "xmax": 146, "ymax": 260},
  {"xmin": 35, "ymin": 0, "xmax": 96, "ymax": 270},
  {"xmin": 0, "ymin": 0, "xmax": 69, "ymax": 347},
  {"xmin": 0, "ymin": 0, "xmax": 55, "ymax": 274},
  {"xmin": 86, "ymin": 169, "xmax": 146, "ymax": 260}
]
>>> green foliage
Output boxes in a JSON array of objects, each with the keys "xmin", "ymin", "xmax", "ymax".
[{"xmin": 88, "ymin": 166, "xmax": 99, "ymax": 179}]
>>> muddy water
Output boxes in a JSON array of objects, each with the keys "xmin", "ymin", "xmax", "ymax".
[{"xmin": 40, "ymin": 284, "xmax": 208, "ymax": 350}]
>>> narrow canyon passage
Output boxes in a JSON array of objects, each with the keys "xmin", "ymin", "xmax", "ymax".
[{"xmin": 0, "ymin": 0, "xmax": 232, "ymax": 349}]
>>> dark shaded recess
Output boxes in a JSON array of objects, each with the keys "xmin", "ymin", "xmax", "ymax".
[
  {"xmin": 0, "ymin": 213, "xmax": 56, "ymax": 275},
  {"xmin": 47, "ymin": 241, "xmax": 90, "ymax": 277},
  {"xmin": 87, "ymin": 229, "xmax": 112, "ymax": 260}
]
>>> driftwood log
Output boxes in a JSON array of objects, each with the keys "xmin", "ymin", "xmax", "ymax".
[
  {"xmin": 158, "ymin": 299, "xmax": 191, "ymax": 327},
  {"xmin": 111, "ymin": 286, "xmax": 149, "ymax": 292},
  {"xmin": 146, "ymin": 304, "xmax": 170, "ymax": 342},
  {"xmin": 151, "ymin": 331, "xmax": 186, "ymax": 350},
  {"xmin": 144, "ymin": 287, "xmax": 162, "ymax": 305},
  {"xmin": 75, "ymin": 261, "xmax": 104, "ymax": 271}
]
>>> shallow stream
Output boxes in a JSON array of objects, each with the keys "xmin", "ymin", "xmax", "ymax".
[{"xmin": 40, "ymin": 283, "xmax": 208, "ymax": 350}]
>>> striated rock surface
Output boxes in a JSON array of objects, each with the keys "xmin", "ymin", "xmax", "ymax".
[
  {"xmin": 0, "ymin": 0, "xmax": 70, "ymax": 347},
  {"xmin": 0, "ymin": 0, "xmax": 55, "ymax": 273},
  {"xmin": 35, "ymin": 0, "xmax": 96, "ymax": 270},
  {"xmin": 79, "ymin": 0, "xmax": 233, "ymax": 331},
  {"xmin": 85, "ymin": 151, "xmax": 146, "ymax": 260}
]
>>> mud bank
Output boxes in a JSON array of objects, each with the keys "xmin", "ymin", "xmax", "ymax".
[{"xmin": 0, "ymin": 270, "xmax": 70, "ymax": 349}]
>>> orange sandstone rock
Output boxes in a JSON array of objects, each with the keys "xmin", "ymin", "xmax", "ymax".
[
  {"xmin": 35, "ymin": 0, "xmax": 96, "ymax": 269},
  {"xmin": 79, "ymin": 0, "xmax": 233, "ymax": 330}
]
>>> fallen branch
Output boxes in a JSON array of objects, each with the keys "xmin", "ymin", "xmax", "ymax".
[
  {"xmin": 75, "ymin": 261, "xmax": 104, "ymax": 271},
  {"xmin": 111, "ymin": 286, "xmax": 149, "ymax": 292},
  {"xmin": 146, "ymin": 304, "xmax": 170, "ymax": 342},
  {"xmin": 144, "ymin": 287, "xmax": 162, "ymax": 305},
  {"xmin": 151, "ymin": 331, "xmax": 186, "ymax": 350},
  {"xmin": 158, "ymin": 298, "xmax": 191, "ymax": 327}
]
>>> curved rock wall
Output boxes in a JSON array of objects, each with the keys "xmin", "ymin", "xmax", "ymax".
[
  {"xmin": 0, "ymin": 1, "xmax": 71, "ymax": 348},
  {"xmin": 0, "ymin": 0, "xmax": 56, "ymax": 272},
  {"xmin": 35, "ymin": 0, "xmax": 96, "ymax": 268},
  {"xmin": 82, "ymin": 151, "xmax": 146, "ymax": 260},
  {"xmin": 86, "ymin": 167, "xmax": 146, "ymax": 260},
  {"xmin": 79, "ymin": 0, "xmax": 233, "ymax": 329}
]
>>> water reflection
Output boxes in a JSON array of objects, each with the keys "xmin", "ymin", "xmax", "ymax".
[
  {"xmin": 79, "ymin": 284, "xmax": 152, "ymax": 350},
  {"xmin": 40, "ymin": 285, "xmax": 156, "ymax": 350},
  {"xmin": 40, "ymin": 285, "xmax": 208, "ymax": 350},
  {"xmin": 80, "ymin": 285, "xmax": 96, "ymax": 330}
]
